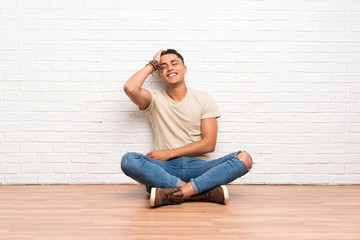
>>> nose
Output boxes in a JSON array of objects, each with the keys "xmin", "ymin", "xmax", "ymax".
[{"xmin": 167, "ymin": 65, "xmax": 174, "ymax": 72}]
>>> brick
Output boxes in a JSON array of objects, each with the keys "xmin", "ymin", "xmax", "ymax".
[
  {"xmin": 330, "ymin": 175, "xmax": 360, "ymax": 184},
  {"xmin": 0, "ymin": 164, "xmax": 20, "ymax": 174},
  {"xmin": 3, "ymin": 30, "xmax": 35, "ymax": 40},
  {"xmin": 52, "ymin": 82, "xmax": 87, "ymax": 92},
  {"xmin": 70, "ymin": 113, "xmax": 103, "ymax": 123},
  {"xmin": 251, "ymin": 103, "xmax": 283, "ymax": 113},
  {"xmin": 52, "ymin": 62, "xmax": 85, "ymax": 72},
  {"xmin": 315, "ymin": 144, "xmax": 346, "ymax": 154},
  {"xmin": 85, "ymin": 144, "xmax": 119, "ymax": 153},
  {"xmin": 21, "ymin": 164, "xmax": 53, "ymax": 173},
  {"xmin": 4, "ymin": 52, "xmax": 36, "ymax": 61},
  {"xmin": 71, "ymin": 133, "xmax": 102, "ymax": 143},
  {"xmin": 71, "ymin": 154, "xmax": 102, "ymax": 163},
  {"xmin": 37, "ymin": 52, "xmax": 69, "ymax": 61},
  {"xmin": 266, "ymin": 174, "xmax": 298, "ymax": 184},
  {"xmin": 71, "ymin": 174, "xmax": 104, "ymax": 184},
  {"xmin": 71, "ymin": 72, "xmax": 103, "ymax": 82},
  {"xmin": 104, "ymin": 174, "xmax": 137, "ymax": 184},
  {"xmin": 4, "ymin": 112, "xmax": 44, "ymax": 122},
  {"xmin": 333, "ymin": 113, "xmax": 360, "ymax": 123},
  {"xmin": 0, "ymin": 102, "xmax": 17, "ymax": 111},
  {"xmin": 87, "ymin": 82, "xmax": 122, "ymax": 92},
  {"xmin": 103, "ymin": 134, "xmax": 137, "ymax": 144},
  {"xmin": 315, "ymin": 103, "xmax": 346, "ymax": 113},
  {"xmin": 84, "ymin": 0, "xmax": 118, "ymax": 9},
  {"xmin": 3, "ymin": 9, "xmax": 34, "ymax": 19},
  {"xmin": 51, "ymin": 0, "xmax": 83, "ymax": 9},
  {"xmin": 37, "ymin": 72, "xmax": 70, "ymax": 81},
  {"xmin": 5, "ymin": 153, "xmax": 37, "ymax": 163},
  {"xmin": 315, "ymin": 1, "xmax": 346, "ymax": 11},
  {"xmin": 21, "ymin": 143, "xmax": 52, "ymax": 153},
  {"xmin": 0, "ymin": 42, "xmax": 17, "ymax": 50},
  {"xmin": 18, "ymin": 0, "xmax": 50, "ymax": 9},
  {"xmin": 38, "ymin": 153, "xmax": 70, "ymax": 163},
  {"xmin": 5, "ymin": 175, "xmax": 38, "ymax": 185},
  {"xmin": 18, "ymin": 41, "xmax": 52, "ymax": 51},
  {"xmin": 0, "ymin": 0, "xmax": 16, "ymax": 8},
  {"xmin": 53, "ymin": 143, "xmax": 85, "ymax": 153},
  {"xmin": 87, "ymin": 164, "xmax": 120, "ymax": 174},
  {"xmin": 38, "ymin": 133, "xmax": 71, "ymax": 142},
  {"xmin": 70, "ymin": 30, "xmax": 102, "ymax": 40},
  {"xmin": 5, "ymin": 133, "xmax": 38, "ymax": 142},
  {"xmin": 0, "ymin": 62, "xmax": 18, "ymax": 71},
  {"xmin": 4, "ymin": 72, "xmax": 35, "ymax": 81},
  {"xmin": 86, "ymin": 62, "xmax": 119, "ymax": 72},
  {"xmin": 36, "ymin": 30, "xmax": 70, "ymax": 40},
  {"xmin": 20, "ymin": 82, "xmax": 53, "ymax": 91},
  {"xmin": 297, "ymin": 174, "xmax": 330, "ymax": 185},
  {"xmin": 282, "ymin": 164, "xmax": 314, "ymax": 174},
  {"xmin": 347, "ymin": 144, "xmax": 360, "ymax": 154},
  {"xmin": 345, "ymin": 164, "xmax": 360, "ymax": 174},
  {"xmin": 38, "ymin": 174, "xmax": 70, "ymax": 184},
  {"xmin": 55, "ymin": 163, "xmax": 87, "ymax": 173},
  {"xmin": 53, "ymin": 102, "xmax": 85, "ymax": 112},
  {"xmin": 19, "ymin": 102, "xmax": 52, "ymax": 112},
  {"xmin": 0, "ymin": 143, "xmax": 19, "ymax": 153}
]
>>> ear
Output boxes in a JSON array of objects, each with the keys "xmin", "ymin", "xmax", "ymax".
[{"xmin": 184, "ymin": 65, "xmax": 187, "ymax": 74}]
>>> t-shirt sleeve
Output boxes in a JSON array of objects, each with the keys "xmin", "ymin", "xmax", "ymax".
[
  {"xmin": 201, "ymin": 93, "xmax": 221, "ymax": 119},
  {"xmin": 139, "ymin": 89, "xmax": 157, "ymax": 113}
]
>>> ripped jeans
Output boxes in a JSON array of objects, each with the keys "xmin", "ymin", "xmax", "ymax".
[{"xmin": 121, "ymin": 151, "xmax": 253, "ymax": 194}]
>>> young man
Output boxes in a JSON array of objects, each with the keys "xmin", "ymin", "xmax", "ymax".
[{"xmin": 122, "ymin": 49, "xmax": 253, "ymax": 207}]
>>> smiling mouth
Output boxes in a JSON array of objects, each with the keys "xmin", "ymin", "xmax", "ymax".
[{"xmin": 167, "ymin": 73, "xmax": 177, "ymax": 77}]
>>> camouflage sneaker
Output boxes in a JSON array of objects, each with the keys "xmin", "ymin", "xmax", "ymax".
[
  {"xmin": 191, "ymin": 185, "xmax": 229, "ymax": 204},
  {"xmin": 150, "ymin": 187, "xmax": 184, "ymax": 207}
]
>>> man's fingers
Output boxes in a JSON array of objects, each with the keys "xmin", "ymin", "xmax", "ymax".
[
  {"xmin": 153, "ymin": 49, "xmax": 166, "ymax": 61},
  {"xmin": 146, "ymin": 151, "xmax": 153, "ymax": 157}
]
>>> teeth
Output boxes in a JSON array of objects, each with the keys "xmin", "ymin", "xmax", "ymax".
[{"xmin": 168, "ymin": 73, "xmax": 176, "ymax": 77}]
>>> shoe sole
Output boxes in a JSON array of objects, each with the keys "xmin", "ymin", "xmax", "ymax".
[
  {"xmin": 220, "ymin": 185, "xmax": 229, "ymax": 203},
  {"xmin": 150, "ymin": 187, "xmax": 156, "ymax": 207}
]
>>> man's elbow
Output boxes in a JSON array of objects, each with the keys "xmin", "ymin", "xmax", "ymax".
[
  {"xmin": 206, "ymin": 141, "xmax": 216, "ymax": 153},
  {"xmin": 123, "ymin": 84, "xmax": 137, "ymax": 97},
  {"xmin": 123, "ymin": 84, "xmax": 131, "ymax": 94}
]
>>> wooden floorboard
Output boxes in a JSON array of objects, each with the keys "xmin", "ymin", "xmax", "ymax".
[{"xmin": 0, "ymin": 184, "xmax": 359, "ymax": 240}]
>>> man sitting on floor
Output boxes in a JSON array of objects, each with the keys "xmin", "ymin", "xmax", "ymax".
[{"xmin": 121, "ymin": 49, "xmax": 253, "ymax": 207}]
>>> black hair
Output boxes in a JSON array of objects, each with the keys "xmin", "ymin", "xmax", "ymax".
[{"xmin": 160, "ymin": 49, "xmax": 184, "ymax": 65}]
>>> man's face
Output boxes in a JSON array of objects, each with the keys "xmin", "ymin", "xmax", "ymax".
[{"xmin": 158, "ymin": 54, "xmax": 187, "ymax": 86}]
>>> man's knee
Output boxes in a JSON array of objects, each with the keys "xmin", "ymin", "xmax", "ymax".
[
  {"xmin": 236, "ymin": 151, "xmax": 253, "ymax": 170},
  {"xmin": 121, "ymin": 152, "xmax": 139, "ymax": 174}
]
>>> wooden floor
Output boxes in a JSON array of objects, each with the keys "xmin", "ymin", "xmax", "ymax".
[{"xmin": 0, "ymin": 185, "xmax": 359, "ymax": 240}]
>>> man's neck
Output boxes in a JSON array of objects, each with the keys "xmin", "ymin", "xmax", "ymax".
[{"xmin": 166, "ymin": 82, "xmax": 187, "ymax": 103}]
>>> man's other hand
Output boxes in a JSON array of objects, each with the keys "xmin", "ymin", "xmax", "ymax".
[
  {"xmin": 146, "ymin": 150, "xmax": 172, "ymax": 161},
  {"xmin": 153, "ymin": 49, "xmax": 166, "ymax": 63}
]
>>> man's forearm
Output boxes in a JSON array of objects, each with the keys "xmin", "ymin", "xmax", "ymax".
[
  {"xmin": 123, "ymin": 65, "xmax": 153, "ymax": 93},
  {"xmin": 146, "ymin": 138, "xmax": 215, "ymax": 161},
  {"xmin": 169, "ymin": 138, "xmax": 216, "ymax": 159}
]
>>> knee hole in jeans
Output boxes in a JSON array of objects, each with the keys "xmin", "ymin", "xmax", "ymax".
[{"xmin": 236, "ymin": 152, "xmax": 253, "ymax": 170}]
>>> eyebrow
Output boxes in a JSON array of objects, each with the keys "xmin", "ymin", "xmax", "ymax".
[{"xmin": 160, "ymin": 60, "xmax": 178, "ymax": 66}]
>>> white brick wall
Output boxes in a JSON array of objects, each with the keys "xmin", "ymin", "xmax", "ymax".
[{"xmin": 1, "ymin": 0, "xmax": 360, "ymax": 185}]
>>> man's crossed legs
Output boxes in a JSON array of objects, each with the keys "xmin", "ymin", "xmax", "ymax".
[{"xmin": 121, "ymin": 151, "xmax": 253, "ymax": 207}]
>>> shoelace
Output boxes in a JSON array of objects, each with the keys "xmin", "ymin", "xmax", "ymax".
[
  {"xmin": 198, "ymin": 191, "xmax": 215, "ymax": 201},
  {"xmin": 161, "ymin": 193, "xmax": 183, "ymax": 205}
]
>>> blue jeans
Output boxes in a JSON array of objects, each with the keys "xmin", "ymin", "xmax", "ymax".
[{"xmin": 121, "ymin": 151, "xmax": 253, "ymax": 194}]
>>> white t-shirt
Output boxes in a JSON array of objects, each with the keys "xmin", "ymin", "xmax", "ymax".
[{"xmin": 141, "ymin": 88, "xmax": 221, "ymax": 160}]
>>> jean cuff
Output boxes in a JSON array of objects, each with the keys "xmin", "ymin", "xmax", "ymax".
[
  {"xmin": 176, "ymin": 178, "xmax": 182, "ymax": 188},
  {"xmin": 190, "ymin": 179, "xmax": 200, "ymax": 194}
]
